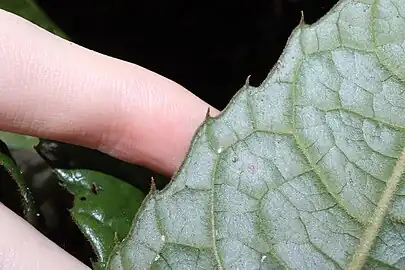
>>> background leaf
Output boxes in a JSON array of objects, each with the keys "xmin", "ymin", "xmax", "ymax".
[
  {"xmin": 35, "ymin": 139, "xmax": 169, "ymax": 194},
  {"xmin": 0, "ymin": 0, "xmax": 66, "ymax": 38},
  {"xmin": 54, "ymin": 169, "xmax": 145, "ymax": 269},
  {"xmin": 35, "ymin": 140, "xmax": 167, "ymax": 268},
  {"xmin": 106, "ymin": 0, "xmax": 405, "ymax": 269},
  {"xmin": 0, "ymin": 131, "xmax": 39, "ymax": 151},
  {"xmin": 0, "ymin": 140, "xmax": 38, "ymax": 226}
]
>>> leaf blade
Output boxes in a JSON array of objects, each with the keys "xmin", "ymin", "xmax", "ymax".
[
  {"xmin": 55, "ymin": 169, "xmax": 146, "ymax": 269},
  {"xmin": 107, "ymin": 0, "xmax": 405, "ymax": 268},
  {"xmin": 0, "ymin": 131, "xmax": 39, "ymax": 150},
  {"xmin": 0, "ymin": 140, "xmax": 38, "ymax": 225}
]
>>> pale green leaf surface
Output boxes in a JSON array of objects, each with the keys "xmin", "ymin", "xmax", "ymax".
[{"xmin": 107, "ymin": 0, "xmax": 405, "ymax": 269}]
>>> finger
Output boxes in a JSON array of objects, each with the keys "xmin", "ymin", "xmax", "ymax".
[
  {"xmin": 0, "ymin": 204, "xmax": 89, "ymax": 270},
  {"xmin": 0, "ymin": 9, "xmax": 220, "ymax": 177}
]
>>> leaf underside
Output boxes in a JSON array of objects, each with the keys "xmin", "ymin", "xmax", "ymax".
[{"xmin": 107, "ymin": 0, "xmax": 405, "ymax": 269}]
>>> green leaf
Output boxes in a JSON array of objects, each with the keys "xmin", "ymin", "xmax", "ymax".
[
  {"xmin": 106, "ymin": 0, "xmax": 405, "ymax": 269},
  {"xmin": 54, "ymin": 169, "xmax": 145, "ymax": 269},
  {"xmin": 35, "ymin": 140, "xmax": 167, "ymax": 267},
  {"xmin": 0, "ymin": 131, "xmax": 39, "ymax": 150},
  {"xmin": 0, "ymin": 140, "xmax": 38, "ymax": 225},
  {"xmin": 0, "ymin": 0, "xmax": 67, "ymax": 38},
  {"xmin": 35, "ymin": 139, "xmax": 169, "ymax": 194}
]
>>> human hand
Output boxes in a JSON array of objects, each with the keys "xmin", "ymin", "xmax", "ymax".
[{"xmin": 0, "ymin": 9, "xmax": 219, "ymax": 270}]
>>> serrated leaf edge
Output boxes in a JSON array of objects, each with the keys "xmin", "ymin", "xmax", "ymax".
[
  {"xmin": 105, "ymin": 0, "xmax": 405, "ymax": 268},
  {"xmin": 103, "ymin": 8, "xmax": 332, "ymax": 269}
]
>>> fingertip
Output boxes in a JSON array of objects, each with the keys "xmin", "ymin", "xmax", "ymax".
[{"xmin": 0, "ymin": 9, "xmax": 220, "ymax": 176}]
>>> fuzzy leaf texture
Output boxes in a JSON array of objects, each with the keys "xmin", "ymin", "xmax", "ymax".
[{"xmin": 107, "ymin": 0, "xmax": 405, "ymax": 269}]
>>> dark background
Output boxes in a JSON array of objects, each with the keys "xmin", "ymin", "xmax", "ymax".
[
  {"xmin": 35, "ymin": 0, "xmax": 336, "ymax": 110},
  {"xmin": 23, "ymin": 0, "xmax": 338, "ymax": 266}
]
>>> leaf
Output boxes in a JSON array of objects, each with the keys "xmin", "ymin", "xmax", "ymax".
[
  {"xmin": 54, "ymin": 168, "xmax": 145, "ymax": 269},
  {"xmin": 0, "ymin": 131, "xmax": 39, "ymax": 150},
  {"xmin": 0, "ymin": 0, "xmax": 67, "ymax": 38},
  {"xmin": 106, "ymin": 0, "xmax": 405, "ymax": 269},
  {"xmin": 35, "ymin": 140, "xmax": 167, "ymax": 267},
  {"xmin": 35, "ymin": 139, "xmax": 169, "ymax": 193},
  {"xmin": 0, "ymin": 140, "xmax": 38, "ymax": 225}
]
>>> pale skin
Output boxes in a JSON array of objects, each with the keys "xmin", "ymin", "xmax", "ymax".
[{"xmin": 0, "ymin": 9, "xmax": 220, "ymax": 270}]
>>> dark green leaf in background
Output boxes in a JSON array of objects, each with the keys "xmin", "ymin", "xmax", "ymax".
[
  {"xmin": 0, "ymin": 0, "xmax": 66, "ymax": 38},
  {"xmin": 0, "ymin": 140, "xmax": 38, "ymax": 226},
  {"xmin": 55, "ymin": 169, "xmax": 145, "ymax": 269},
  {"xmin": 35, "ymin": 140, "xmax": 169, "ymax": 194},
  {"xmin": 0, "ymin": 131, "xmax": 39, "ymax": 151},
  {"xmin": 35, "ymin": 141, "xmax": 166, "ymax": 268}
]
